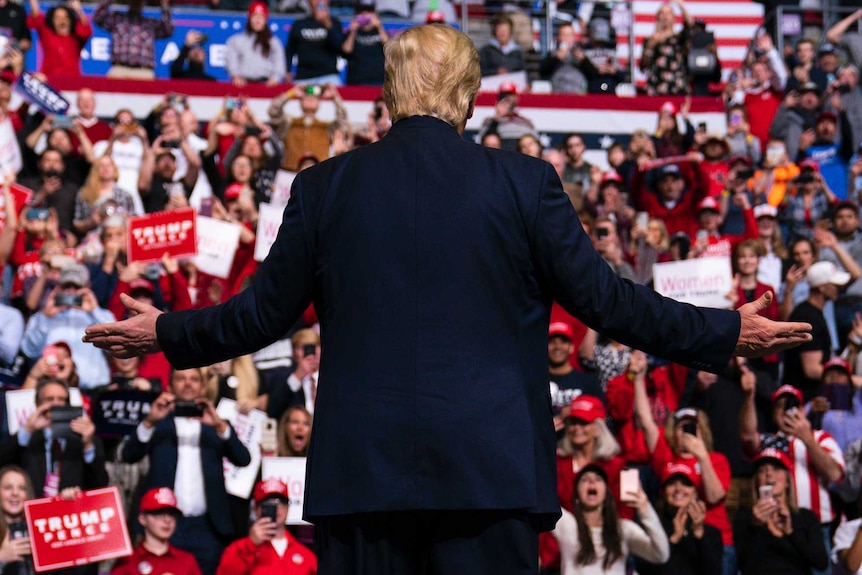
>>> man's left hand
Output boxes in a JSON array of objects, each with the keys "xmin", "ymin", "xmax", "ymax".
[
  {"xmin": 83, "ymin": 294, "xmax": 162, "ymax": 358},
  {"xmin": 735, "ymin": 292, "xmax": 812, "ymax": 356}
]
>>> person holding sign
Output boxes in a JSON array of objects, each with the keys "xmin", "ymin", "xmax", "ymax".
[
  {"xmin": 217, "ymin": 478, "xmax": 316, "ymax": 575},
  {"xmin": 110, "ymin": 487, "xmax": 201, "ymax": 575},
  {"xmin": 86, "ymin": 25, "xmax": 812, "ymax": 575},
  {"xmin": 0, "ymin": 465, "xmax": 34, "ymax": 574}
]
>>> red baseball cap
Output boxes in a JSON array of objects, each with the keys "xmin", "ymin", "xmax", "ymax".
[
  {"xmin": 253, "ymin": 478, "xmax": 290, "ymax": 504},
  {"xmin": 770, "ymin": 384, "xmax": 803, "ymax": 406},
  {"xmin": 498, "ymin": 82, "xmax": 518, "ymax": 95},
  {"xmin": 548, "ymin": 321, "xmax": 575, "ymax": 341},
  {"xmin": 426, "ymin": 10, "xmax": 446, "ymax": 23},
  {"xmin": 822, "ymin": 357, "xmax": 851, "ymax": 377},
  {"xmin": 224, "ymin": 183, "xmax": 244, "ymax": 202},
  {"xmin": 129, "ymin": 278, "xmax": 155, "ymax": 294},
  {"xmin": 753, "ymin": 447, "xmax": 792, "ymax": 471},
  {"xmin": 661, "ymin": 460, "xmax": 701, "ymax": 487},
  {"xmin": 140, "ymin": 487, "xmax": 181, "ymax": 514},
  {"xmin": 798, "ymin": 158, "xmax": 819, "ymax": 172},
  {"xmin": 248, "ymin": 1, "xmax": 269, "ymax": 16},
  {"xmin": 568, "ymin": 395, "xmax": 606, "ymax": 422},
  {"xmin": 697, "ymin": 196, "xmax": 720, "ymax": 213}
]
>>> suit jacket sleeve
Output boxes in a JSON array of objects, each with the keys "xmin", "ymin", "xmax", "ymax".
[
  {"xmin": 528, "ymin": 164, "xmax": 740, "ymax": 373},
  {"xmin": 156, "ymin": 177, "xmax": 314, "ymax": 368}
]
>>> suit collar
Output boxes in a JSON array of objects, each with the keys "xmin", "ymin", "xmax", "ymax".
[{"xmin": 389, "ymin": 115, "xmax": 462, "ymax": 138}]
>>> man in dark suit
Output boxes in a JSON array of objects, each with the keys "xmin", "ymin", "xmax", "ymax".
[
  {"xmin": 86, "ymin": 24, "xmax": 812, "ymax": 575},
  {"xmin": 0, "ymin": 377, "xmax": 108, "ymax": 498},
  {"xmin": 122, "ymin": 367, "xmax": 251, "ymax": 575}
]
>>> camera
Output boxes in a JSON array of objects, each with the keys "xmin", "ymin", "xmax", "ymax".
[
  {"xmin": 50, "ymin": 406, "xmax": 84, "ymax": 440},
  {"xmin": 55, "ymin": 292, "xmax": 83, "ymax": 308},
  {"xmin": 244, "ymin": 126, "xmax": 262, "ymax": 137},
  {"xmin": 735, "ymin": 168, "xmax": 755, "ymax": 180},
  {"xmin": 173, "ymin": 401, "xmax": 204, "ymax": 418},
  {"xmin": 302, "ymin": 343, "xmax": 317, "ymax": 357},
  {"xmin": 796, "ymin": 173, "xmax": 815, "ymax": 185}
]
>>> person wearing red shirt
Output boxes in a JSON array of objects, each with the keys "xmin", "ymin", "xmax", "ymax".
[
  {"xmin": 26, "ymin": 0, "xmax": 92, "ymax": 79},
  {"xmin": 111, "ymin": 487, "xmax": 201, "ymax": 575},
  {"xmin": 689, "ymin": 195, "xmax": 757, "ymax": 259},
  {"xmin": 217, "ymin": 478, "xmax": 317, "ymax": 575},
  {"xmin": 630, "ymin": 161, "xmax": 707, "ymax": 239}
]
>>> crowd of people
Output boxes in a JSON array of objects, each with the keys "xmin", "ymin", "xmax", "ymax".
[{"xmin": 0, "ymin": 1, "xmax": 860, "ymax": 575}]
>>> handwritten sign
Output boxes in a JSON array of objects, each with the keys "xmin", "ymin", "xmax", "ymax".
[
  {"xmin": 653, "ymin": 257, "xmax": 733, "ymax": 308},
  {"xmin": 254, "ymin": 202, "xmax": 283, "ymax": 262},
  {"xmin": 127, "ymin": 207, "xmax": 197, "ymax": 264},
  {"xmin": 25, "ymin": 487, "xmax": 132, "ymax": 572},
  {"xmin": 262, "ymin": 457, "xmax": 308, "ymax": 525},
  {"xmin": 216, "ymin": 398, "xmax": 268, "ymax": 499},
  {"xmin": 193, "ymin": 215, "xmax": 241, "ymax": 279}
]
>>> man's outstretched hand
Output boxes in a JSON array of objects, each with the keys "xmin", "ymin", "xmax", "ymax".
[
  {"xmin": 734, "ymin": 291, "xmax": 812, "ymax": 357},
  {"xmin": 83, "ymin": 294, "xmax": 163, "ymax": 358}
]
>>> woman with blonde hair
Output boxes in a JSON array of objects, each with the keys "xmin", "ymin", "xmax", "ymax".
[
  {"xmin": 73, "ymin": 155, "xmax": 137, "ymax": 235},
  {"xmin": 640, "ymin": 0, "xmax": 693, "ymax": 96},
  {"xmin": 277, "ymin": 406, "xmax": 312, "ymax": 457},
  {"xmin": 733, "ymin": 449, "xmax": 827, "ymax": 575}
]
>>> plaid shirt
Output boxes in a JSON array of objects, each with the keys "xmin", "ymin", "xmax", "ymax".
[{"xmin": 93, "ymin": 0, "xmax": 173, "ymax": 69}]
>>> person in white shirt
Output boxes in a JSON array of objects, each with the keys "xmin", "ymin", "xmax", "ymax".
[
  {"xmin": 833, "ymin": 514, "xmax": 862, "ymax": 574},
  {"xmin": 551, "ymin": 463, "xmax": 669, "ymax": 575}
]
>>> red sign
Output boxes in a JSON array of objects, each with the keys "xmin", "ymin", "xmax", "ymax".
[
  {"xmin": 0, "ymin": 183, "xmax": 33, "ymax": 233},
  {"xmin": 127, "ymin": 207, "xmax": 197, "ymax": 263},
  {"xmin": 24, "ymin": 486, "xmax": 132, "ymax": 572}
]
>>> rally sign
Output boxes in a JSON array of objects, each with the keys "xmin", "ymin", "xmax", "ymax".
[
  {"xmin": 24, "ymin": 486, "xmax": 132, "ymax": 572},
  {"xmin": 127, "ymin": 207, "xmax": 197, "ymax": 264},
  {"xmin": 254, "ymin": 202, "xmax": 283, "ymax": 262},
  {"xmin": 0, "ymin": 117, "xmax": 22, "ymax": 175},
  {"xmin": 653, "ymin": 257, "xmax": 734, "ymax": 308},
  {"xmin": 262, "ymin": 457, "xmax": 308, "ymax": 525},
  {"xmin": 6, "ymin": 388, "xmax": 83, "ymax": 435},
  {"xmin": 0, "ymin": 183, "xmax": 34, "ymax": 233},
  {"xmin": 216, "ymin": 398, "xmax": 268, "ymax": 499},
  {"xmin": 193, "ymin": 215, "xmax": 241, "ymax": 279},
  {"xmin": 270, "ymin": 170, "xmax": 296, "ymax": 207},
  {"xmin": 91, "ymin": 390, "xmax": 159, "ymax": 438},
  {"xmin": 14, "ymin": 72, "xmax": 69, "ymax": 115}
]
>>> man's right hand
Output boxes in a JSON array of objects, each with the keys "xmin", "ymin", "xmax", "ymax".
[
  {"xmin": 249, "ymin": 518, "xmax": 278, "ymax": 545},
  {"xmin": 143, "ymin": 392, "xmax": 176, "ymax": 428},
  {"xmin": 23, "ymin": 403, "xmax": 52, "ymax": 434},
  {"xmin": 734, "ymin": 291, "xmax": 812, "ymax": 357}
]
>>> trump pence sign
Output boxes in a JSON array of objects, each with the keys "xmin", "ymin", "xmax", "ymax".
[
  {"xmin": 24, "ymin": 486, "xmax": 132, "ymax": 572},
  {"xmin": 127, "ymin": 207, "xmax": 197, "ymax": 264}
]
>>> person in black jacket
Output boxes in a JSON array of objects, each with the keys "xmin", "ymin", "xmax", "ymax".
[
  {"xmin": 733, "ymin": 448, "xmax": 829, "ymax": 575},
  {"xmin": 637, "ymin": 460, "xmax": 722, "ymax": 575},
  {"xmin": 170, "ymin": 30, "xmax": 215, "ymax": 81}
]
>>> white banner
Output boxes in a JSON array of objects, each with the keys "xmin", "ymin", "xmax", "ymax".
[
  {"xmin": 271, "ymin": 170, "xmax": 296, "ymax": 207},
  {"xmin": 6, "ymin": 388, "xmax": 83, "ymax": 435},
  {"xmin": 261, "ymin": 457, "xmax": 308, "ymax": 525},
  {"xmin": 254, "ymin": 203, "xmax": 283, "ymax": 262},
  {"xmin": 0, "ymin": 118, "xmax": 22, "ymax": 175},
  {"xmin": 216, "ymin": 398, "xmax": 268, "ymax": 499},
  {"xmin": 653, "ymin": 257, "xmax": 734, "ymax": 309},
  {"xmin": 192, "ymin": 216, "xmax": 242, "ymax": 279}
]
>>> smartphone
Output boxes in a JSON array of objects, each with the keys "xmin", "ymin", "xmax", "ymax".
[
  {"xmin": 7, "ymin": 521, "xmax": 27, "ymax": 540},
  {"xmin": 27, "ymin": 207, "xmax": 50, "ymax": 221},
  {"xmin": 783, "ymin": 395, "xmax": 800, "ymax": 414},
  {"xmin": 682, "ymin": 420, "xmax": 698, "ymax": 436},
  {"xmin": 173, "ymin": 401, "xmax": 204, "ymax": 418},
  {"xmin": 50, "ymin": 406, "xmax": 83, "ymax": 440},
  {"xmin": 244, "ymin": 125, "xmax": 262, "ymax": 137},
  {"xmin": 261, "ymin": 418, "xmax": 277, "ymax": 453},
  {"xmin": 199, "ymin": 197, "xmax": 213, "ymax": 218},
  {"xmin": 758, "ymin": 484, "xmax": 774, "ymax": 501},
  {"xmin": 302, "ymin": 343, "xmax": 317, "ymax": 357},
  {"xmin": 42, "ymin": 344, "xmax": 61, "ymax": 375},
  {"xmin": 55, "ymin": 292, "xmax": 83, "ymax": 308},
  {"xmin": 50, "ymin": 254, "xmax": 77, "ymax": 270},
  {"xmin": 596, "ymin": 227, "xmax": 609, "ymax": 239},
  {"xmin": 620, "ymin": 468, "xmax": 640, "ymax": 498},
  {"xmin": 53, "ymin": 114, "xmax": 75, "ymax": 130},
  {"xmin": 696, "ymin": 229, "xmax": 709, "ymax": 243},
  {"xmin": 260, "ymin": 500, "xmax": 278, "ymax": 522},
  {"xmin": 635, "ymin": 211, "xmax": 649, "ymax": 230},
  {"xmin": 356, "ymin": 13, "xmax": 371, "ymax": 26},
  {"xmin": 697, "ymin": 122, "xmax": 707, "ymax": 132}
]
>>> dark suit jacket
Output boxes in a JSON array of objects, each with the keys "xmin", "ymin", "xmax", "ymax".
[
  {"xmin": 0, "ymin": 431, "xmax": 108, "ymax": 497},
  {"xmin": 156, "ymin": 115, "xmax": 741, "ymax": 529},
  {"xmin": 121, "ymin": 418, "xmax": 251, "ymax": 537}
]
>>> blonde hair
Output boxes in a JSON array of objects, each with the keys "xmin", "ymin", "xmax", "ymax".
[
  {"xmin": 558, "ymin": 418, "xmax": 621, "ymax": 460},
  {"xmin": 80, "ymin": 156, "xmax": 119, "ymax": 205},
  {"xmin": 383, "ymin": 24, "xmax": 481, "ymax": 128}
]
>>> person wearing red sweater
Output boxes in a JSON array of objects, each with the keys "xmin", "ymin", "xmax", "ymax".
[
  {"xmin": 217, "ymin": 478, "xmax": 317, "ymax": 575},
  {"xmin": 689, "ymin": 195, "xmax": 758, "ymax": 259},
  {"xmin": 26, "ymin": 0, "xmax": 92, "ymax": 79},
  {"xmin": 630, "ymin": 161, "xmax": 707, "ymax": 239},
  {"xmin": 111, "ymin": 487, "xmax": 201, "ymax": 575}
]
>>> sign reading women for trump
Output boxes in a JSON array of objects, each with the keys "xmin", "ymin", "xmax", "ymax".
[
  {"xmin": 262, "ymin": 457, "xmax": 308, "ymax": 525},
  {"xmin": 216, "ymin": 398, "xmax": 268, "ymax": 499},
  {"xmin": 653, "ymin": 257, "xmax": 734, "ymax": 308},
  {"xmin": 193, "ymin": 216, "xmax": 241, "ymax": 279},
  {"xmin": 254, "ymin": 203, "xmax": 283, "ymax": 262},
  {"xmin": 127, "ymin": 207, "xmax": 197, "ymax": 263},
  {"xmin": 24, "ymin": 487, "xmax": 132, "ymax": 572}
]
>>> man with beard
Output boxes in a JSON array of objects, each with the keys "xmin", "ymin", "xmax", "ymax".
[
  {"xmin": 548, "ymin": 322, "xmax": 602, "ymax": 427},
  {"xmin": 19, "ymin": 148, "xmax": 78, "ymax": 233},
  {"xmin": 820, "ymin": 201, "xmax": 862, "ymax": 349}
]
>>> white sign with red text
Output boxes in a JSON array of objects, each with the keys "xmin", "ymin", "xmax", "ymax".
[
  {"xmin": 270, "ymin": 170, "xmax": 295, "ymax": 207},
  {"xmin": 6, "ymin": 388, "xmax": 84, "ymax": 435},
  {"xmin": 653, "ymin": 257, "xmax": 734, "ymax": 308},
  {"xmin": 0, "ymin": 118, "xmax": 22, "ymax": 174},
  {"xmin": 192, "ymin": 215, "xmax": 241, "ymax": 279},
  {"xmin": 262, "ymin": 457, "xmax": 308, "ymax": 525},
  {"xmin": 216, "ymin": 398, "xmax": 267, "ymax": 499},
  {"xmin": 254, "ymin": 203, "xmax": 283, "ymax": 262}
]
